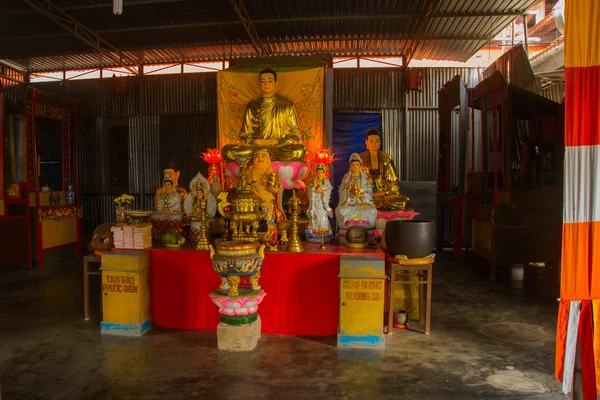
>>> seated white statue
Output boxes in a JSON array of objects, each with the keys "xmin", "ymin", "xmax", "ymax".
[
  {"xmin": 335, "ymin": 153, "xmax": 378, "ymax": 229},
  {"xmin": 156, "ymin": 179, "xmax": 183, "ymax": 213}
]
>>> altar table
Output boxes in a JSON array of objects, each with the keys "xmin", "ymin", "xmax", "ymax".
[{"xmin": 149, "ymin": 242, "xmax": 384, "ymax": 336}]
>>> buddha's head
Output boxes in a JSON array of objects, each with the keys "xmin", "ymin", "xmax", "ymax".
[
  {"xmin": 252, "ymin": 147, "xmax": 272, "ymax": 169},
  {"xmin": 366, "ymin": 128, "xmax": 382, "ymax": 153},
  {"xmin": 259, "ymin": 68, "xmax": 278, "ymax": 98},
  {"xmin": 163, "ymin": 163, "xmax": 180, "ymax": 187}
]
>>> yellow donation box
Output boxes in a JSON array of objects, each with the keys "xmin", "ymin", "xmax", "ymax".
[
  {"xmin": 338, "ymin": 255, "xmax": 385, "ymax": 348},
  {"xmin": 100, "ymin": 251, "xmax": 151, "ymax": 336}
]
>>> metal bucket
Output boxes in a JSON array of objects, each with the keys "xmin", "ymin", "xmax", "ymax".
[{"xmin": 384, "ymin": 220, "xmax": 436, "ymax": 258}]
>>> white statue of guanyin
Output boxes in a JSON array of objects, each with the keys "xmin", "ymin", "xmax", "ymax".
[{"xmin": 335, "ymin": 153, "xmax": 378, "ymax": 229}]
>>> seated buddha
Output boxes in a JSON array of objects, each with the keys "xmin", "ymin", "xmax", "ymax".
[
  {"xmin": 222, "ymin": 68, "xmax": 306, "ymax": 164},
  {"xmin": 247, "ymin": 147, "xmax": 286, "ymax": 235},
  {"xmin": 154, "ymin": 165, "xmax": 187, "ymax": 213},
  {"xmin": 359, "ymin": 128, "xmax": 410, "ymax": 211},
  {"xmin": 335, "ymin": 153, "xmax": 378, "ymax": 229}
]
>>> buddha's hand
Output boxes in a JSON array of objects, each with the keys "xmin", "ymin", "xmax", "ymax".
[
  {"xmin": 253, "ymin": 139, "xmax": 278, "ymax": 146},
  {"xmin": 285, "ymin": 133, "xmax": 302, "ymax": 144},
  {"xmin": 238, "ymin": 132, "xmax": 251, "ymax": 144}
]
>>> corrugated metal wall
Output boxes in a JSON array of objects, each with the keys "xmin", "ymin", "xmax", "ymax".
[
  {"xmin": 5, "ymin": 68, "xmax": 484, "ymax": 235},
  {"xmin": 541, "ymin": 83, "xmax": 565, "ymax": 104},
  {"xmin": 333, "ymin": 69, "xmax": 403, "ymax": 109},
  {"xmin": 5, "ymin": 74, "xmax": 219, "ymax": 236},
  {"xmin": 407, "ymin": 68, "xmax": 483, "ymax": 183},
  {"xmin": 334, "ymin": 67, "xmax": 482, "ymax": 182}
]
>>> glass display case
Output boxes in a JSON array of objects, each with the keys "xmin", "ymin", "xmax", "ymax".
[
  {"xmin": 469, "ymin": 72, "xmax": 563, "ymax": 279},
  {"xmin": 0, "ymin": 86, "xmax": 31, "ymax": 270},
  {"xmin": 1, "ymin": 86, "xmax": 81, "ymax": 270},
  {"xmin": 24, "ymin": 87, "xmax": 82, "ymax": 269}
]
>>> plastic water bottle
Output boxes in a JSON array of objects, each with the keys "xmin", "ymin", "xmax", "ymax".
[{"xmin": 66, "ymin": 185, "xmax": 75, "ymax": 205}]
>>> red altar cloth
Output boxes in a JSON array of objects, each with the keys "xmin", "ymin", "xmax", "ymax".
[{"xmin": 149, "ymin": 242, "xmax": 384, "ymax": 336}]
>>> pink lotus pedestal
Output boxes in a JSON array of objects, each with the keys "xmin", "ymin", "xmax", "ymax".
[
  {"xmin": 375, "ymin": 210, "xmax": 420, "ymax": 237},
  {"xmin": 209, "ymin": 288, "xmax": 267, "ymax": 319},
  {"xmin": 209, "ymin": 288, "xmax": 266, "ymax": 352}
]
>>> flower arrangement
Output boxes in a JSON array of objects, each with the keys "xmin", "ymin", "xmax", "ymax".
[{"xmin": 114, "ymin": 194, "xmax": 134, "ymax": 208}]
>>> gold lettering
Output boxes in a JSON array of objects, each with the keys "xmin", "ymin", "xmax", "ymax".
[{"xmin": 344, "ymin": 291, "xmax": 384, "ymax": 301}]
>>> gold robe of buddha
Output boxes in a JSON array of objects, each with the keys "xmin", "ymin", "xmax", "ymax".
[
  {"xmin": 241, "ymin": 94, "xmax": 300, "ymax": 144},
  {"xmin": 359, "ymin": 150, "xmax": 409, "ymax": 211},
  {"xmin": 223, "ymin": 94, "xmax": 306, "ymax": 162}
]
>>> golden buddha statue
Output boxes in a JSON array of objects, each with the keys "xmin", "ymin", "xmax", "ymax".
[
  {"xmin": 222, "ymin": 68, "xmax": 306, "ymax": 163},
  {"xmin": 247, "ymin": 147, "xmax": 286, "ymax": 235},
  {"xmin": 154, "ymin": 165, "xmax": 187, "ymax": 213},
  {"xmin": 359, "ymin": 129, "xmax": 409, "ymax": 210}
]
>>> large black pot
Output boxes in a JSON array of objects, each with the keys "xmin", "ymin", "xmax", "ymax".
[{"xmin": 384, "ymin": 220, "xmax": 436, "ymax": 258}]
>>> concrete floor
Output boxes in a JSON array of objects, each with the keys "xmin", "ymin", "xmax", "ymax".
[{"xmin": 0, "ymin": 253, "xmax": 564, "ymax": 400}]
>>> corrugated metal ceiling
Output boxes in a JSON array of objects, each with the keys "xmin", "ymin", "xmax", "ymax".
[{"xmin": 0, "ymin": 0, "xmax": 542, "ymax": 72}]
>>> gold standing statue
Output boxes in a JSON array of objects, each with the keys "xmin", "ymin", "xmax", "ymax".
[
  {"xmin": 191, "ymin": 179, "xmax": 210, "ymax": 251},
  {"xmin": 286, "ymin": 190, "xmax": 304, "ymax": 253}
]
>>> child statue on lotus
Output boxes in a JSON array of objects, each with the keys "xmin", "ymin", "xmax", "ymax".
[{"xmin": 247, "ymin": 147, "xmax": 286, "ymax": 237}]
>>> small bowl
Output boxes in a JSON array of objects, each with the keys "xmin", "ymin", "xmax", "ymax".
[{"xmin": 393, "ymin": 310, "xmax": 410, "ymax": 326}]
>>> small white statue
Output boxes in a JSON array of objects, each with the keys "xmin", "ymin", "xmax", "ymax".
[{"xmin": 305, "ymin": 163, "xmax": 333, "ymax": 243}]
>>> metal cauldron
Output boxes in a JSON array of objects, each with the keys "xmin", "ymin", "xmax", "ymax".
[{"xmin": 384, "ymin": 220, "xmax": 436, "ymax": 258}]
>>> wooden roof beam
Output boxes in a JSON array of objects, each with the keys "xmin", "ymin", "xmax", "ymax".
[
  {"xmin": 19, "ymin": 0, "xmax": 140, "ymax": 74},
  {"xmin": 229, "ymin": 0, "xmax": 268, "ymax": 58}
]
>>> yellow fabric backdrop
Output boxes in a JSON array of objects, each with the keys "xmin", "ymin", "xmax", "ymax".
[{"xmin": 217, "ymin": 68, "xmax": 324, "ymax": 159}]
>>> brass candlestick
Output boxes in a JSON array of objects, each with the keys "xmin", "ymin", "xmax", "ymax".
[
  {"xmin": 196, "ymin": 198, "xmax": 210, "ymax": 251},
  {"xmin": 287, "ymin": 190, "xmax": 304, "ymax": 253},
  {"xmin": 320, "ymin": 231, "xmax": 326, "ymax": 251}
]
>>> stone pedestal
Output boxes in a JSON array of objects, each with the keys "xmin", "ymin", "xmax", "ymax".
[{"xmin": 217, "ymin": 315, "xmax": 262, "ymax": 352}]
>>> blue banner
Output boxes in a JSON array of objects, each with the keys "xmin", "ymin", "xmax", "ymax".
[{"xmin": 331, "ymin": 112, "xmax": 382, "ymax": 207}]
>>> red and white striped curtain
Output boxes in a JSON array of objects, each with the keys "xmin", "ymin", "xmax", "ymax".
[{"xmin": 555, "ymin": 1, "xmax": 600, "ymax": 398}]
